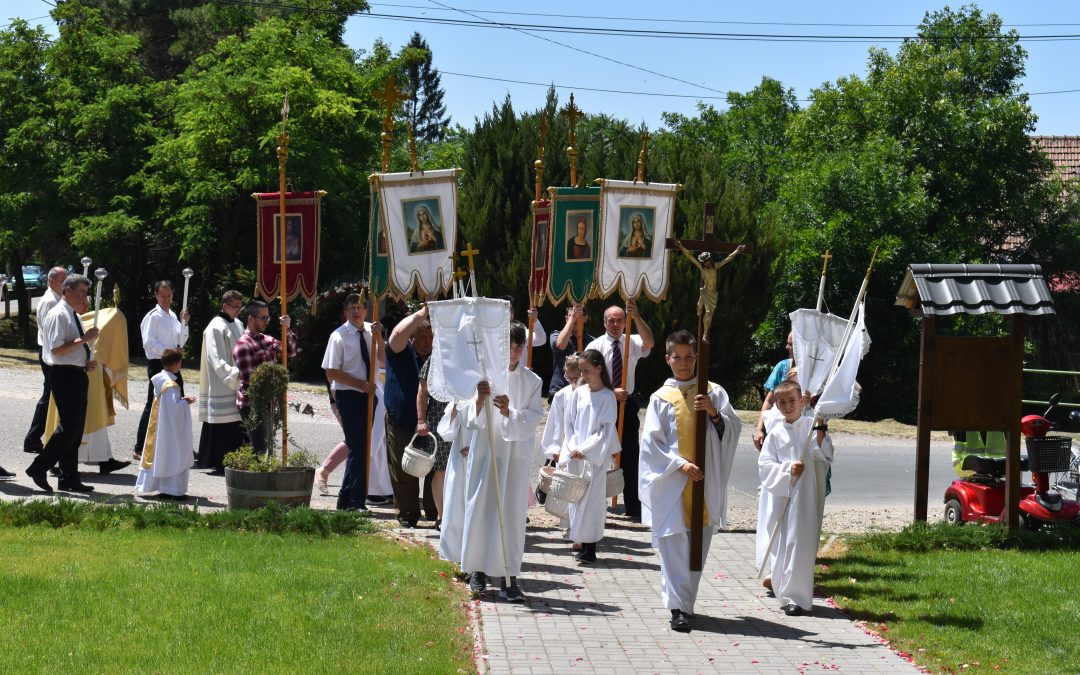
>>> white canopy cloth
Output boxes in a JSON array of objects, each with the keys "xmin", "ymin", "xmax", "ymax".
[
  {"xmin": 596, "ymin": 179, "xmax": 678, "ymax": 300},
  {"xmin": 426, "ymin": 297, "xmax": 511, "ymax": 402}
]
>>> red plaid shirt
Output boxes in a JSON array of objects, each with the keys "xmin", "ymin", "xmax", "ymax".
[{"xmin": 233, "ymin": 328, "xmax": 298, "ymax": 409}]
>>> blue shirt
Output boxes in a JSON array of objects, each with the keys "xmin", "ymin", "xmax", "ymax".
[
  {"xmin": 547, "ymin": 329, "xmax": 597, "ymax": 398},
  {"xmin": 763, "ymin": 358, "xmax": 792, "ymax": 392},
  {"xmin": 384, "ymin": 343, "xmax": 423, "ymax": 428}
]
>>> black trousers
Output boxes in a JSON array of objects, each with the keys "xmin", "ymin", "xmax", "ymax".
[
  {"xmin": 23, "ymin": 347, "xmax": 51, "ymax": 450},
  {"xmin": 620, "ymin": 398, "xmax": 642, "ymax": 520},
  {"xmin": 135, "ymin": 359, "xmax": 184, "ymax": 454},
  {"xmin": 29, "ymin": 365, "xmax": 87, "ymax": 480},
  {"xmin": 335, "ymin": 390, "xmax": 373, "ymax": 510}
]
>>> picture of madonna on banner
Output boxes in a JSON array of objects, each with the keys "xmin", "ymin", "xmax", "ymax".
[
  {"xmin": 618, "ymin": 208, "xmax": 654, "ymax": 259},
  {"xmin": 404, "ymin": 198, "xmax": 446, "ymax": 254}
]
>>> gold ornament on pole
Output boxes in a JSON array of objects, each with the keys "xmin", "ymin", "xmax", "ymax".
[
  {"xmin": 560, "ymin": 93, "xmax": 583, "ymax": 187},
  {"xmin": 373, "ymin": 76, "xmax": 407, "ymax": 173}
]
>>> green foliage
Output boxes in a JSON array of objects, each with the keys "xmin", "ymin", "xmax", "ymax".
[
  {"xmin": 400, "ymin": 32, "xmax": 449, "ymax": 143},
  {"xmin": 850, "ymin": 520, "xmax": 1080, "ymax": 553},
  {"xmin": 0, "ymin": 499, "xmax": 374, "ymax": 536},
  {"xmin": 224, "ymin": 446, "xmax": 283, "ymax": 472},
  {"xmin": 243, "ymin": 361, "xmax": 289, "ymax": 452},
  {"xmin": 285, "ymin": 449, "xmax": 319, "ymax": 470}
]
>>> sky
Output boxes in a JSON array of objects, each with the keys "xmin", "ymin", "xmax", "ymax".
[{"xmin": 6, "ymin": 1, "xmax": 1080, "ymax": 134}]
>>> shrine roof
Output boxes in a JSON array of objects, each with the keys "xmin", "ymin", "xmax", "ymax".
[{"xmin": 895, "ymin": 264, "xmax": 1056, "ymax": 317}]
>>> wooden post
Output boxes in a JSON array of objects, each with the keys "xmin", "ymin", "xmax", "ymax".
[
  {"xmin": 688, "ymin": 312, "xmax": 710, "ymax": 570},
  {"xmin": 913, "ymin": 315, "xmax": 935, "ymax": 522},
  {"xmin": 1006, "ymin": 314, "xmax": 1026, "ymax": 528},
  {"xmin": 277, "ymin": 94, "xmax": 290, "ymax": 463}
]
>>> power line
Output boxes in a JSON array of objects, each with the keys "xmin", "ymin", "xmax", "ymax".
[
  {"xmin": 374, "ymin": 3, "xmax": 1080, "ymax": 30},
  {"xmin": 421, "ymin": 0, "xmax": 725, "ymax": 95}
]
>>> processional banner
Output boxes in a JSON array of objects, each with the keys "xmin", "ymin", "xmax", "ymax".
[
  {"xmin": 790, "ymin": 304, "xmax": 870, "ymax": 418},
  {"xmin": 369, "ymin": 191, "xmax": 391, "ymax": 298},
  {"xmin": 596, "ymin": 179, "xmax": 679, "ymax": 301},
  {"xmin": 546, "ymin": 186, "xmax": 600, "ymax": 304},
  {"xmin": 529, "ymin": 199, "xmax": 551, "ymax": 301},
  {"xmin": 426, "ymin": 297, "xmax": 512, "ymax": 402},
  {"xmin": 254, "ymin": 190, "xmax": 322, "ymax": 303},
  {"xmin": 370, "ymin": 169, "xmax": 461, "ymax": 297}
]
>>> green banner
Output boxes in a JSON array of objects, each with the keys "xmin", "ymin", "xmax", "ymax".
[
  {"xmin": 369, "ymin": 191, "xmax": 390, "ymax": 298},
  {"xmin": 546, "ymin": 186, "xmax": 600, "ymax": 305}
]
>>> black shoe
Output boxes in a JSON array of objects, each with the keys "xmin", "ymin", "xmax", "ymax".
[
  {"xmin": 499, "ymin": 578, "xmax": 525, "ymax": 602},
  {"xmin": 338, "ymin": 505, "xmax": 368, "ymax": 512},
  {"xmin": 0, "ymin": 466, "xmax": 14, "ymax": 478},
  {"xmin": 454, "ymin": 570, "xmax": 470, "ymax": 582},
  {"xmin": 25, "ymin": 468, "xmax": 53, "ymax": 493},
  {"xmin": 434, "ymin": 518, "xmax": 442, "ymax": 531},
  {"xmin": 365, "ymin": 495, "xmax": 388, "ymax": 506},
  {"xmin": 158, "ymin": 493, "xmax": 189, "ymax": 502},
  {"xmin": 782, "ymin": 603, "xmax": 804, "ymax": 616},
  {"xmin": 670, "ymin": 609, "xmax": 692, "ymax": 633},
  {"xmin": 49, "ymin": 467, "xmax": 61, "ymax": 477},
  {"xmin": 57, "ymin": 480, "xmax": 95, "ymax": 493},
  {"xmin": 99, "ymin": 458, "xmax": 132, "ymax": 475},
  {"xmin": 469, "ymin": 571, "xmax": 487, "ymax": 598},
  {"xmin": 23, "ymin": 444, "xmax": 42, "ymax": 454},
  {"xmin": 575, "ymin": 544, "xmax": 597, "ymax": 565}
]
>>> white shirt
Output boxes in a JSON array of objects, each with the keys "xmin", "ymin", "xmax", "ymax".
[
  {"xmin": 141, "ymin": 305, "xmax": 189, "ymax": 359},
  {"xmin": 585, "ymin": 332, "xmax": 651, "ymax": 395},
  {"xmin": 43, "ymin": 299, "xmax": 89, "ymax": 367},
  {"xmin": 321, "ymin": 321, "xmax": 373, "ymax": 393},
  {"xmin": 36, "ymin": 287, "xmax": 62, "ymax": 346}
]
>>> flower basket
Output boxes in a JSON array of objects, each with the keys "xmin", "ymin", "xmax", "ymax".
[
  {"xmin": 549, "ymin": 464, "xmax": 589, "ymax": 504},
  {"xmin": 544, "ymin": 495, "xmax": 570, "ymax": 520},
  {"xmin": 605, "ymin": 467, "xmax": 625, "ymax": 498},
  {"xmin": 402, "ymin": 434, "xmax": 435, "ymax": 478}
]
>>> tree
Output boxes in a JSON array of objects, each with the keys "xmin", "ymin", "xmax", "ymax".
[
  {"xmin": 771, "ymin": 6, "xmax": 1060, "ymax": 419},
  {"xmin": 401, "ymin": 32, "xmax": 449, "ymax": 143}
]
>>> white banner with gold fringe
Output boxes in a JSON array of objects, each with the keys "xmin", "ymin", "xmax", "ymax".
[{"xmin": 596, "ymin": 179, "xmax": 678, "ymax": 300}]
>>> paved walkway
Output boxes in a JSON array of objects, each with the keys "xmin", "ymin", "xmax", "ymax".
[{"xmin": 409, "ymin": 512, "xmax": 919, "ymax": 674}]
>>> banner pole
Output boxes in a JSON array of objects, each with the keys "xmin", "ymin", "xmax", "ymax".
[{"xmin": 277, "ymin": 93, "xmax": 290, "ymax": 463}]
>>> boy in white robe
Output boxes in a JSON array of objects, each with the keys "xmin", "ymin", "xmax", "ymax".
[
  {"xmin": 438, "ymin": 401, "xmax": 471, "ymax": 572},
  {"xmin": 758, "ymin": 379, "xmax": 833, "ymax": 616},
  {"xmin": 136, "ymin": 348, "xmax": 195, "ymax": 500},
  {"xmin": 460, "ymin": 322, "xmax": 543, "ymax": 602},
  {"xmin": 640, "ymin": 330, "xmax": 741, "ymax": 633},
  {"xmin": 562, "ymin": 349, "xmax": 618, "ymax": 564}
]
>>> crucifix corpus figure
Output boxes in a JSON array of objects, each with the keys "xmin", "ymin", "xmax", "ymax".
[{"xmin": 674, "ymin": 241, "xmax": 746, "ymax": 335}]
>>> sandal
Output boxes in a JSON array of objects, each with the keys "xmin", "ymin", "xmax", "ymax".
[{"xmin": 315, "ymin": 468, "xmax": 329, "ymax": 495}]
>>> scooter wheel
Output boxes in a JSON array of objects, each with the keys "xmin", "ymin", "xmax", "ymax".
[
  {"xmin": 944, "ymin": 499, "xmax": 963, "ymax": 526},
  {"xmin": 1019, "ymin": 513, "xmax": 1041, "ymax": 531}
]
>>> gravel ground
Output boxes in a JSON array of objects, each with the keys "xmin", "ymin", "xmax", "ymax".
[{"xmin": 1, "ymin": 361, "xmax": 927, "ymax": 533}]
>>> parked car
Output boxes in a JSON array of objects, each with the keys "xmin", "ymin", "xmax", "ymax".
[{"xmin": 4, "ymin": 264, "xmax": 47, "ymax": 293}]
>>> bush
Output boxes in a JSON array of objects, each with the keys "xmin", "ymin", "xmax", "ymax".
[{"xmin": 848, "ymin": 521, "xmax": 1080, "ymax": 553}]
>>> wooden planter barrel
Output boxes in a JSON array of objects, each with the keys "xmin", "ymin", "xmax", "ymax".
[{"xmin": 224, "ymin": 467, "xmax": 316, "ymax": 510}]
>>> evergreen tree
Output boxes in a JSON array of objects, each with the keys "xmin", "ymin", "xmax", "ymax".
[{"xmin": 401, "ymin": 32, "xmax": 449, "ymax": 143}]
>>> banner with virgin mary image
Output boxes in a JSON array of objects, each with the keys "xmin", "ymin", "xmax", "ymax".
[
  {"xmin": 546, "ymin": 186, "xmax": 600, "ymax": 305},
  {"xmin": 529, "ymin": 199, "xmax": 552, "ymax": 303},
  {"xmin": 369, "ymin": 168, "xmax": 461, "ymax": 297},
  {"xmin": 595, "ymin": 179, "xmax": 678, "ymax": 301}
]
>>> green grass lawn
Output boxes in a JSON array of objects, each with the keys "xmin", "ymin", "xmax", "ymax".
[
  {"xmin": 818, "ymin": 524, "xmax": 1080, "ymax": 673},
  {"xmin": 0, "ymin": 506, "xmax": 474, "ymax": 673}
]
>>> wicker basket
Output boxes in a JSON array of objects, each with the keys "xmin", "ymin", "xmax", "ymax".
[
  {"xmin": 1025, "ymin": 436, "xmax": 1073, "ymax": 473},
  {"xmin": 402, "ymin": 434, "xmax": 436, "ymax": 478},
  {"xmin": 545, "ymin": 495, "xmax": 570, "ymax": 520},
  {"xmin": 606, "ymin": 467, "xmax": 625, "ymax": 498},
  {"xmin": 537, "ymin": 465, "xmax": 555, "ymax": 493},
  {"xmin": 549, "ymin": 465, "xmax": 590, "ymax": 504}
]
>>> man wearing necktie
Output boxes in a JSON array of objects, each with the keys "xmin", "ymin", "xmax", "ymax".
[
  {"xmin": 586, "ymin": 299, "xmax": 655, "ymax": 522},
  {"xmin": 26, "ymin": 274, "xmax": 99, "ymax": 493},
  {"xmin": 322, "ymin": 292, "xmax": 384, "ymax": 511}
]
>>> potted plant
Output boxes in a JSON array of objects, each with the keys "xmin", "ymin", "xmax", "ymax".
[{"xmin": 223, "ymin": 362, "xmax": 318, "ymax": 510}]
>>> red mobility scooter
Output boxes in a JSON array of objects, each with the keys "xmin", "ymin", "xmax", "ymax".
[{"xmin": 944, "ymin": 394, "xmax": 1080, "ymax": 529}]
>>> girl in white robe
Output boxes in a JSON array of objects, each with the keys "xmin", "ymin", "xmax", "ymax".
[
  {"xmin": 438, "ymin": 401, "xmax": 472, "ymax": 567},
  {"xmin": 136, "ymin": 350, "xmax": 194, "ymax": 499},
  {"xmin": 758, "ymin": 380, "xmax": 833, "ymax": 615},
  {"xmin": 539, "ymin": 354, "xmax": 581, "ymax": 533},
  {"xmin": 562, "ymin": 349, "xmax": 617, "ymax": 564}
]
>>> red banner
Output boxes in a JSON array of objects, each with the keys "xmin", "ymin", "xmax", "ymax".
[
  {"xmin": 529, "ymin": 199, "xmax": 552, "ymax": 300},
  {"xmin": 254, "ymin": 190, "xmax": 322, "ymax": 304}
]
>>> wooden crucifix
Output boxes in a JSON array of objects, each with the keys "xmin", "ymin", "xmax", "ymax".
[
  {"xmin": 667, "ymin": 202, "xmax": 751, "ymax": 571},
  {"xmin": 461, "ymin": 242, "xmax": 481, "ymax": 298}
]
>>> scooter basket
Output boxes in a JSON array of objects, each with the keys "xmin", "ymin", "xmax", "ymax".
[
  {"xmin": 402, "ymin": 434, "xmax": 436, "ymax": 478},
  {"xmin": 1025, "ymin": 436, "xmax": 1073, "ymax": 473}
]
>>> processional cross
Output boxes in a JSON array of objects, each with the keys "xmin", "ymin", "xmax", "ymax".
[{"xmin": 667, "ymin": 202, "xmax": 751, "ymax": 571}]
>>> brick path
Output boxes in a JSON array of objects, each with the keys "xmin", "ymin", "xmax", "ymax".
[{"xmin": 412, "ymin": 513, "xmax": 919, "ymax": 674}]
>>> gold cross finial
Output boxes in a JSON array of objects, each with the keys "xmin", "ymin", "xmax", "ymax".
[
  {"xmin": 373, "ymin": 76, "xmax": 407, "ymax": 112},
  {"xmin": 820, "ymin": 250, "xmax": 832, "ymax": 275},
  {"xmin": 635, "ymin": 130, "xmax": 650, "ymax": 183},
  {"xmin": 561, "ymin": 94, "xmax": 583, "ymax": 186},
  {"xmin": 454, "ymin": 266, "xmax": 468, "ymax": 282},
  {"xmin": 462, "ymin": 242, "xmax": 481, "ymax": 271},
  {"xmin": 537, "ymin": 115, "xmax": 549, "ymax": 161}
]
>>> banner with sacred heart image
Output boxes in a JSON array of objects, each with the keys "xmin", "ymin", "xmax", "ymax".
[
  {"xmin": 546, "ymin": 186, "xmax": 600, "ymax": 305},
  {"xmin": 529, "ymin": 198, "xmax": 551, "ymax": 302},
  {"xmin": 369, "ymin": 169, "xmax": 461, "ymax": 297},
  {"xmin": 254, "ymin": 190, "xmax": 323, "ymax": 303},
  {"xmin": 595, "ymin": 179, "xmax": 679, "ymax": 301}
]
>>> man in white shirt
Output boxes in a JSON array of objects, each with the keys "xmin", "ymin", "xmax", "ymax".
[
  {"xmin": 133, "ymin": 280, "xmax": 189, "ymax": 459},
  {"xmin": 25, "ymin": 274, "xmax": 99, "ymax": 493},
  {"xmin": 321, "ymin": 291, "xmax": 383, "ymax": 511},
  {"xmin": 585, "ymin": 299, "xmax": 655, "ymax": 521},
  {"xmin": 23, "ymin": 266, "xmax": 66, "ymax": 454}
]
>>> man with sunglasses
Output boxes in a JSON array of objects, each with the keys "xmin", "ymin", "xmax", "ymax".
[
  {"xmin": 196, "ymin": 290, "xmax": 247, "ymax": 473},
  {"xmin": 233, "ymin": 300, "xmax": 296, "ymax": 456}
]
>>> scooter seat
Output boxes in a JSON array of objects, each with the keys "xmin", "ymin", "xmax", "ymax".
[
  {"xmin": 1036, "ymin": 492, "xmax": 1063, "ymax": 511},
  {"xmin": 961, "ymin": 454, "xmax": 1030, "ymax": 477}
]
